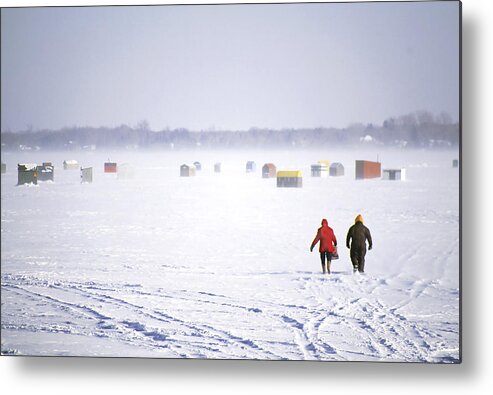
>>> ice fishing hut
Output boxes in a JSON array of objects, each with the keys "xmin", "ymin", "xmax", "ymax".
[
  {"xmin": 80, "ymin": 167, "xmax": 93, "ymax": 183},
  {"xmin": 355, "ymin": 160, "xmax": 381, "ymax": 180},
  {"xmin": 37, "ymin": 162, "xmax": 54, "ymax": 182},
  {"xmin": 382, "ymin": 168, "xmax": 406, "ymax": 181},
  {"xmin": 277, "ymin": 170, "xmax": 303, "ymax": 188},
  {"xmin": 180, "ymin": 164, "xmax": 196, "ymax": 177},
  {"xmin": 246, "ymin": 161, "xmax": 256, "ymax": 173},
  {"xmin": 329, "ymin": 162, "xmax": 344, "ymax": 176},
  {"xmin": 262, "ymin": 163, "xmax": 277, "ymax": 178},
  {"xmin": 311, "ymin": 163, "xmax": 329, "ymax": 177},
  {"xmin": 104, "ymin": 161, "xmax": 117, "ymax": 173},
  {"xmin": 63, "ymin": 160, "xmax": 79, "ymax": 170},
  {"xmin": 193, "ymin": 161, "xmax": 202, "ymax": 171},
  {"xmin": 117, "ymin": 163, "xmax": 134, "ymax": 179},
  {"xmin": 453, "ymin": 159, "xmax": 459, "ymax": 168},
  {"xmin": 1, "ymin": 163, "xmax": 6, "ymax": 174},
  {"xmin": 17, "ymin": 163, "xmax": 37, "ymax": 185},
  {"xmin": 214, "ymin": 162, "xmax": 221, "ymax": 173}
]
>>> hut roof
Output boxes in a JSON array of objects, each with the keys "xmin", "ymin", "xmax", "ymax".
[
  {"xmin": 277, "ymin": 170, "xmax": 302, "ymax": 178},
  {"xmin": 356, "ymin": 159, "xmax": 380, "ymax": 164},
  {"xmin": 64, "ymin": 160, "xmax": 78, "ymax": 165},
  {"xmin": 18, "ymin": 163, "xmax": 37, "ymax": 170}
]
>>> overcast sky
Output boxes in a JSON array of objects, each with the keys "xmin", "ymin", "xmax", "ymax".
[{"xmin": 1, "ymin": 1, "xmax": 460, "ymax": 132}]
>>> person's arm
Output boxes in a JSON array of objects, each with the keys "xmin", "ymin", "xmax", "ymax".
[
  {"xmin": 332, "ymin": 231, "xmax": 337, "ymax": 247},
  {"xmin": 310, "ymin": 230, "xmax": 320, "ymax": 252},
  {"xmin": 346, "ymin": 227, "xmax": 352, "ymax": 249},
  {"xmin": 366, "ymin": 227, "xmax": 373, "ymax": 250}
]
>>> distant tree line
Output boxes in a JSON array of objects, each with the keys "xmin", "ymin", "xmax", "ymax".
[{"xmin": 1, "ymin": 111, "xmax": 459, "ymax": 151}]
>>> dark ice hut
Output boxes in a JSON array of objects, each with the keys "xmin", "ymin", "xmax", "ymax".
[
  {"xmin": 214, "ymin": 163, "xmax": 221, "ymax": 173},
  {"xmin": 277, "ymin": 170, "xmax": 303, "ymax": 188},
  {"xmin": 382, "ymin": 168, "xmax": 406, "ymax": 181},
  {"xmin": 1, "ymin": 163, "xmax": 6, "ymax": 174},
  {"xmin": 180, "ymin": 164, "xmax": 196, "ymax": 177},
  {"xmin": 104, "ymin": 161, "xmax": 117, "ymax": 173},
  {"xmin": 453, "ymin": 159, "xmax": 459, "ymax": 168},
  {"xmin": 81, "ymin": 167, "xmax": 93, "ymax": 183},
  {"xmin": 355, "ymin": 160, "xmax": 381, "ymax": 180},
  {"xmin": 17, "ymin": 163, "xmax": 37, "ymax": 185},
  {"xmin": 37, "ymin": 162, "xmax": 54, "ymax": 182},
  {"xmin": 262, "ymin": 163, "xmax": 277, "ymax": 178},
  {"xmin": 246, "ymin": 161, "xmax": 256, "ymax": 173},
  {"xmin": 329, "ymin": 162, "xmax": 345, "ymax": 177},
  {"xmin": 193, "ymin": 161, "xmax": 202, "ymax": 171}
]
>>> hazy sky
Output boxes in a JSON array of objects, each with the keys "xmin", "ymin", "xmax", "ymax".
[{"xmin": 1, "ymin": 1, "xmax": 460, "ymax": 132}]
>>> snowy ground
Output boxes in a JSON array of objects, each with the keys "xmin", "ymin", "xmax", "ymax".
[{"xmin": 1, "ymin": 148, "xmax": 460, "ymax": 362}]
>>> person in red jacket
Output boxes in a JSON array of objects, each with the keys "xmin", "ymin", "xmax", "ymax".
[{"xmin": 310, "ymin": 218, "xmax": 337, "ymax": 274}]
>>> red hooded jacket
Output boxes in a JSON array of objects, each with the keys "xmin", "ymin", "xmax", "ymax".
[{"xmin": 311, "ymin": 219, "xmax": 337, "ymax": 253}]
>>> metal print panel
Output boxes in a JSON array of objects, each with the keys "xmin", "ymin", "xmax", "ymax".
[{"xmin": 0, "ymin": 1, "xmax": 461, "ymax": 362}]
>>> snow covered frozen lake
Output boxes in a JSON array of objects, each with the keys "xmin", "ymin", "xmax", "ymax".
[{"xmin": 1, "ymin": 148, "xmax": 460, "ymax": 362}]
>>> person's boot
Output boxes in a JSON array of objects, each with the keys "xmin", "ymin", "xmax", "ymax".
[{"xmin": 327, "ymin": 262, "xmax": 331, "ymax": 274}]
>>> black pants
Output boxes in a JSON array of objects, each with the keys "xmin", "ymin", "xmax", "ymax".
[
  {"xmin": 320, "ymin": 252, "xmax": 332, "ymax": 272},
  {"xmin": 350, "ymin": 248, "xmax": 366, "ymax": 273}
]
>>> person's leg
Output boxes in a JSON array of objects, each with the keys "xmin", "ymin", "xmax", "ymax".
[
  {"xmin": 359, "ymin": 252, "xmax": 366, "ymax": 273},
  {"xmin": 326, "ymin": 252, "xmax": 332, "ymax": 274},
  {"xmin": 320, "ymin": 252, "xmax": 326, "ymax": 273},
  {"xmin": 350, "ymin": 250, "xmax": 358, "ymax": 273}
]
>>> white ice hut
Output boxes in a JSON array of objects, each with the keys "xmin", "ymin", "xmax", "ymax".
[
  {"xmin": 329, "ymin": 162, "xmax": 345, "ymax": 177},
  {"xmin": 117, "ymin": 163, "xmax": 135, "ymax": 180},
  {"xmin": 180, "ymin": 164, "xmax": 196, "ymax": 177},
  {"xmin": 63, "ymin": 160, "xmax": 79, "ymax": 170},
  {"xmin": 80, "ymin": 167, "xmax": 93, "ymax": 183},
  {"xmin": 311, "ymin": 163, "xmax": 329, "ymax": 178},
  {"xmin": 246, "ymin": 161, "xmax": 256, "ymax": 173}
]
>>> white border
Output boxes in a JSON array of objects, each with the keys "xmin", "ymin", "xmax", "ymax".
[{"xmin": 1, "ymin": 1, "xmax": 491, "ymax": 394}]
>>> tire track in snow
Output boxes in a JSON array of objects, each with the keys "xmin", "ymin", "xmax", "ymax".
[
  {"xmin": 1, "ymin": 280, "xmax": 185, "ymax": 357},
  {"xmin": 79, "ymin": 286, "xmax": 283, "ymax": 360},
  {"xmin": 1, "ymin": 272, "xmax": 456, "ymax": 361},
  {"xmin": 3, "ymin": 275, "xmax": 282, "ymax": 359},
  {"xmin": 65, "ymin": 288, "xmax": 279, "ymax": 359},
  {"xmin": 343, "ymin": 273, "xmax": 437, "ymax": 361},
  {"xmin": 298, "ymin": 274, "xmax": 435, "ymax": 361}
]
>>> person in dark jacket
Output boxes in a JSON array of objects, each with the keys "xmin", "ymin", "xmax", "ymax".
[
  {"xmin": 310, "ymin": 218, "xmax": 337, "ymax": 274},
  {"xmin": 346, "ymin": 214, "xmax": 372, "ymax": 273}
]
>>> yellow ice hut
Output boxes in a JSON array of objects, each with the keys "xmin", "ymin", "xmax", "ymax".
[{"xmin": 277, "ymin": 170, "xmax": 302, "ymax": 188}]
